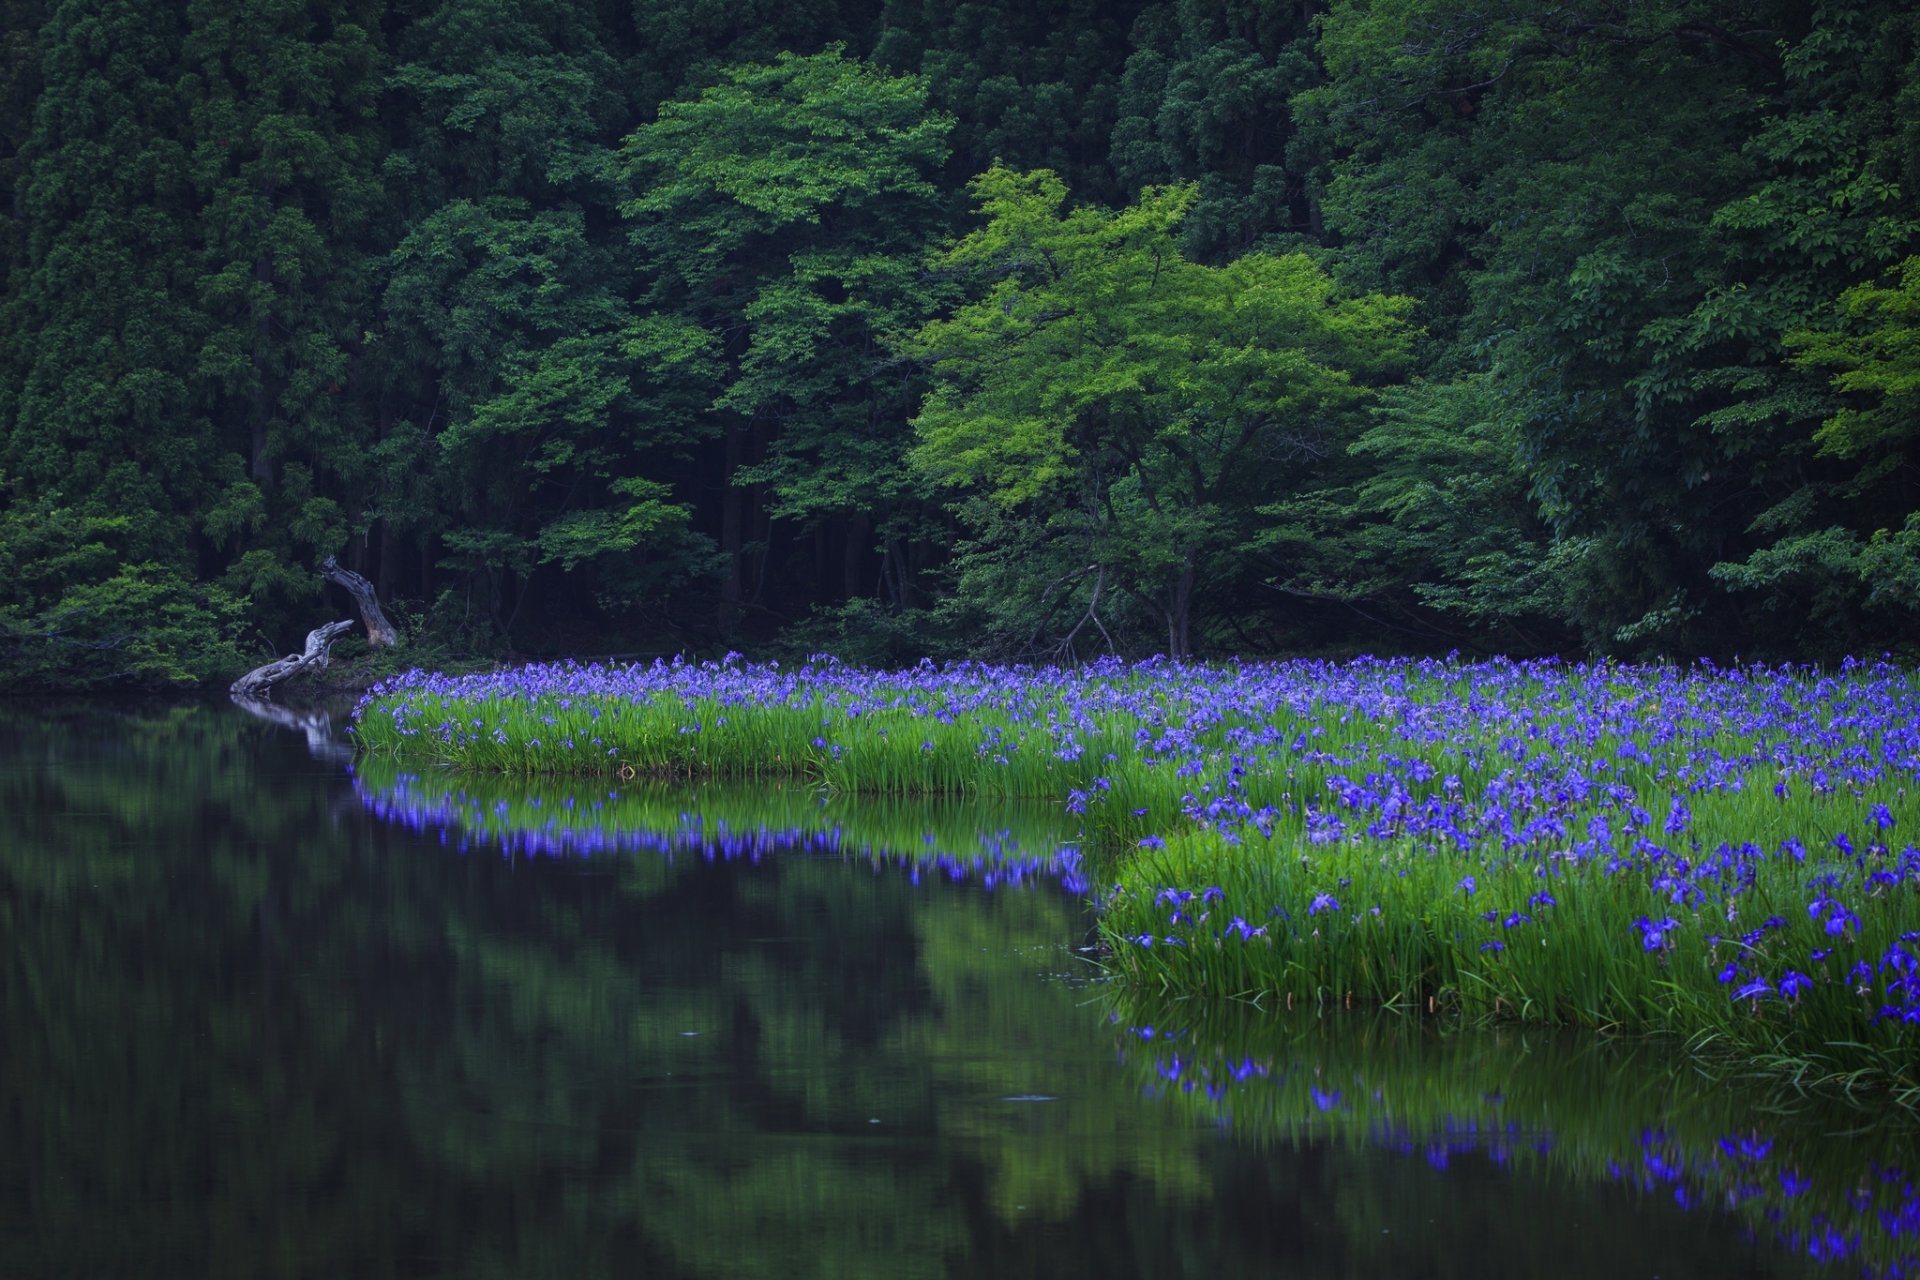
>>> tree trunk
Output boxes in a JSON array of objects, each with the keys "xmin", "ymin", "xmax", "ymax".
[
  {"xmin": 250, "ymin": 251, "xmax": 273, "ymax": 486},
  {"xmin": 229, "ymin": 620, "xmax": 354, "ymax": 698},
  {"xmin": 843, "ymin": 509, "xmax": 871, "ymax": 601},
  {"xmin": 720, "ymin": 420, "xmax": 747, "ymax": 607},
  {"xmin": 322, "ymin": 555, "xmax": 399, "ymax": 647},
  {"xmin": 1166, "ymin": 552, "xmax": 1195, "ymax": 659}
]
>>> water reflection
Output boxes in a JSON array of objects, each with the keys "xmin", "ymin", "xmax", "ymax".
[
  {"xmin": 1104, "ymin": 999, "xmax": 1920, "ymax": 1279},
  {"xmin": 230, "ymin": 692, "xmax": 358, "ymax": 765},
  {"xmin": 0, "ymin": 701, "xmax": 1882, "ymax": 1278},
  {"xmin": 351, "ymin": 756, "xmax": 1091, "ymax": 891}
]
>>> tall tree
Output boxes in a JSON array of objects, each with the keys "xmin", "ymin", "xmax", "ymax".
[
  {"xmin": 615, "ymin": 48, "xmax": 954, "ymax": 639},
  {"xmin": 180, "ymin": 0, "xmax": 390, "ymax": 626},
  {"xmin": 910, "ymin": 167, "xmax": 1413, "ymax": 657},
  {"xmin": 1110, "ymin": 0, "xmax": 1323, "ymax": 262},
  {"xmin": 1298, "ymin": 0, "xmax": 1919, "ymax": 657},
  {"xmin": 873, "ymin": 0, "xmax": 1148, "ymax": 206},
  {"xmin": 1714, "ymin": 254, "xmax": 1920, "ymax": 645},
  {"xmin": 379, "ymin": 0, "xmax": 722, "ymax": 649},
  {"xmin": 1694, "ymin": 2, "xmax": 1920, "ymax": 653},
  {"xmin": 0, "ymin": 0, "xmax": 249, "ymax": 686}
]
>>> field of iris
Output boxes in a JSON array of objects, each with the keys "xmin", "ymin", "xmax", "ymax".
[{"xmin": 351, "ymin": 654, "xmax": 1920, "ymax": 1092}]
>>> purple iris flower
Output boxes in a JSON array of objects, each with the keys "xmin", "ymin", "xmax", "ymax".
[{"xmin": 1634, "ymin": 915, "xmax": 1680, "ymax": 952}]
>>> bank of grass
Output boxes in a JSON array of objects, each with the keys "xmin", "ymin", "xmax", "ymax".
[
  {"xmin": 351, "ymin": 654, "xmax": 1920, "ymax": 1086},
  {"xmin": 1099, "ymin": 826, "xmax": 1920, "ymax": 1095}
]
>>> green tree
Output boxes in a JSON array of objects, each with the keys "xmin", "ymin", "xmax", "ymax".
[
  {"xmin": 378, "ymin": 0, "xmax": 723, "ymax": 649},
  {"xmin": 874, "ymin": 0, "xmax": 1147, "ymax": 207},
  {"xmin": 616, "ymin": 48, "xmax": 955, "ymax": 638},
  {"xmin": 1711, "ymin": 254, "xmax": 1920, "ymax": 642},
  {"xmin": 0, "ymin": 0, "xmax": 251, "ymax": 686},
  {"xmin": 180, "ymin": 0, "xmax": 391, "ymax": 626},
  {"xmin": 1299, "ymin": 0, "xmax": 1920, "ymax": 657},
  {"xmin": 910, "ymin": 167, "xmax": 1414, "ymax": 657},
  {"xmin": 1692, "ymin": 4, "xmax": 1920, "ymax": 652},
  {"xmin": 1257, "ymin": 376, "xmax": 1576, "ymax": 653},
  {"xmin": 1110, "ymin": 0, "xmax": 1322, "ymax": 262}
]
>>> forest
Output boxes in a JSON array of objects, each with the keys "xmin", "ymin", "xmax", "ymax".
[{"xmin": 1, "ymin": 0, "xmax": 1915, "ymax": 688}]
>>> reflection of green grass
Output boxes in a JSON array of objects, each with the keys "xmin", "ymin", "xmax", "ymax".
[
  {"xmin": 1105, "ymin": 994, "xmax": 1920, "ymax": 1278},
  {"xmin": 351, "ymin": 757, "xmax": 1083, "ymax": 880}
]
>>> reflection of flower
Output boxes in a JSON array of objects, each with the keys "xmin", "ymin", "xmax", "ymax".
[
  {"xmin": 353, "ymin": 769, "xmax": 1087, "ymax": 893},
  {"xmin": 1112, "ymin": 1016, "xmax": 1920, "ymax": 1280}
]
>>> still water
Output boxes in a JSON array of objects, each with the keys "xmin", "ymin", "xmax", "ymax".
[{"xmin": 1, "ymin": 700, "xmax": 1910, "ymax": 1278}]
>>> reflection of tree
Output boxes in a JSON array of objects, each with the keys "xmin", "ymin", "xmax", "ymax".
[
  {"xmin": 0, "ymin": 705, "xmax": 1205, "ymax": 1277},
  {"xmin": 1, "ymin": 703, "xmax": 1869, "ymax": 1278}
]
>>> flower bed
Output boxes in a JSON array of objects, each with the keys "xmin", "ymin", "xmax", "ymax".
[{"xmin": 352, "ymin": 653, "xmax": 1920, "ymax": 1086}]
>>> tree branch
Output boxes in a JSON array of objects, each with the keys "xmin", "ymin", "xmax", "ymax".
[{"xmin": 229, "ymin": 620, "xmax": 355, "ymax": 699}]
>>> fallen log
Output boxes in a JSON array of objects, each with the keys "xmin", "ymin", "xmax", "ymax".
[
  {"xmin": 321, "ymin": 555, "xmax": 399, "ymax": 648},
  {"xmin": 229, "ymin": 619, "xmax": 355, "ymax": 699}
]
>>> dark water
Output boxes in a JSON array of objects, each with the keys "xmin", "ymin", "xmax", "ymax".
[{"xmin": 1, "ymin": 701, "xmax": 1909, "ymax": 1279}]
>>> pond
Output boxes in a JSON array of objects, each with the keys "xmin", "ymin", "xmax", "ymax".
[{"xmin": 1, "ymin": 700, "xmax": 1909, "ymax": 1278}]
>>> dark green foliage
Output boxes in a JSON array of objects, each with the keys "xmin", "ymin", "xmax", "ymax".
[
  {"xmin": 2, "ymin": 0, "xmax": 1916, "ymax": 680},
  {"xmin": 1111, "ymin": 0, "xmax": 1321, "ymax": 260},
  {"xmin": 873, "ymin": 0, "xmax": 1147, "ymax": 204},
  {"xmin": 1261, "ymin": 376, "xmax": 1576, "ymax": 654},
  {"xmin": 0, "ymin": 0, "xmax": 234, "ymax": 687},
  {"xmin": 1298, "ymin": 0, "xmax": 1920, "ymax": 657},
  {"xmin": 616, "ymin": 48, "xmax": 956, "ymax": 632}
]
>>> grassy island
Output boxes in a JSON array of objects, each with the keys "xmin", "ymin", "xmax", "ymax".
[{"xmin": 352, "ymin": 654, "xmax": 1920, "ymax": 1095}]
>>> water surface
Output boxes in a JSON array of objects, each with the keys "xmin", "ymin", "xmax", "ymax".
[{"xmin": 1, "ymin": 701, "xmax": 1905, "ymax": 1278}]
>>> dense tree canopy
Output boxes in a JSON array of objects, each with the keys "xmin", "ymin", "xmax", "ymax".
[
  {"xmin": 911, "ymin": 166, "xmax": 1411, "ymax": 657},
  {"xmin": 0, "ymin": 0, "xmax": 1915, "ymax": 686}
]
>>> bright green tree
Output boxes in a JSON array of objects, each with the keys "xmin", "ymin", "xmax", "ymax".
[{"xmin": 910, "ymin": 166, "xmax": 1414, "ymax": 657}]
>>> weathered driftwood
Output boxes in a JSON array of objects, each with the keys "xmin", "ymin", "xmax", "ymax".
[
  {"xmin": 321, "ymin": 555, "xmax": 399, "ymax": 648},
  {"xmin": 229, "ymin": 619, "xmax": 355, "ymax": 699}
]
